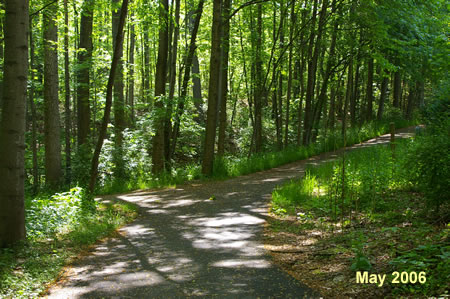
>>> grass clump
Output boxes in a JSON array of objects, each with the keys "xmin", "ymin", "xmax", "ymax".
[
  {"xmin": 0, "ymin": 187, "xmax": 138, "ymax": 298},
  {"xmin": 269, "ymin": 135, "xmax": 449, "ymax": 297}
]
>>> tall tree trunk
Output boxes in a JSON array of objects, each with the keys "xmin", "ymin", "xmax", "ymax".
[
  {"xmin": 377, "ymin": 74, "xmax": 389, "ymax": 120},
  {"xmin": 342, "ymin": 58, "xmax": 353, "ymax": 137},
  {"xmin": 28, "ymin": 22, "xmax": 39, "ymax": 194},
  {"xmin": 311, "ymin": 1, "xmax": 338, "ymax": 142},
  {"xmin": 254, "ymin": 4, "xmax": 263, "ymax": 152},
  {"xmin": 350, "ymin": 58, "xmax": 359, "ymax": 126},
  {"xmin": 128, "ymin": 22, "xmax": 135, "ymax": 125},
  {"xmin": 217, "ymin": 0, "xmax": 231, "ymax": 156},
  {"xmin": 302, "ymin": 0, "xmax": 319, "ymax": 145},
  {"xmin": 77, "ymin": 0, "xmax": 93, "ymax": 146},
  {"xmin": 112, "ymin": 0, "xmax": 126, "ymax": 178},
  {"xmin": 0, "ymin": 0, "xmax": 29, "ymax": 247},
  {"xmin": 192, "ymin": 55, "xmax": 203, "ymax": 123},
  {"xmin": 170, "ymin": 0, "xmax": 205, "ymax": 160},
  {"xmin": 393, "ymin": 70, "xmax": 401, "ymax": 108},
  {"xmin": 297, "ymin": 9, "xmax": 307, "ymax": 145},
  {"xmin": 43, "ymin": 0, "xmax": 62, "ymax": 187},
  {"xmin": 152, "ymin": 0, "xmax": 169, "ymax": 175},
  {"xmin": 405, "ymin": 83, "xmax": 415, "ymax": 120},
  {"xmin": 143, "ymin": 24, "xmax": 151, "ymax": 104},
  {"xmin": 365, "ymin": 57, "xmax": 374, "ymax": 122},
  {"xmin": 88, "ymin": 0, "xmax": 129, "ymax": 193},
  {"xmin": 202, "ymin": 0, "xmax": 222, "ymax": 175},
  {"xmin": 164, "ymin": 0, "xmax": 181, "ymax": 167},
  {"xmin": 284, "ymin": 0, "xmax": 295, "ymax": 147},
  {"xmin": 64, "ymin": 0, "xmax": 71, "ymax": 184}
]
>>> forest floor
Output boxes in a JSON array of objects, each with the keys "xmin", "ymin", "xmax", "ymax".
[{"xmin": 44, "ymin": 128, "xmax": 415, "ymax": 298}]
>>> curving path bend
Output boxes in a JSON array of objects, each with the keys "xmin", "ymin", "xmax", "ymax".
[{"xmin": 46, "ymin": 129, "xmax": 413, "ymax": 298}]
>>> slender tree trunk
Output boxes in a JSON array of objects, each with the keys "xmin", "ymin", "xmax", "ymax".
[
  {"xmin": 393, "ymin": 70, "xmax": 401, "ymax": 108},
  {"xmin": 112, "ymin": 0, "xmax": 126, "ymax": 178},
  {"xmin": 365, "ymin": 57, "xmax": 374, "ymax": 122},
  {"xmin": 202, "ymin": 0, "xmax": 222, "ymax": 175},
  {"xmin": 88, "ymin": 0, "xmax": 129, "ymax": 193},
  {"xmin": 405, "ymin": 83, "xmax": 415, "ymax": 120},
  {"xmin": 350, "ymin": 58, "xmax": 359, "ymax": 126},
  {"xmin": 302, "ymin": 0, "xmax": 319, "ymax": 145},
  {"xmin": 192, "ymin": 55, "xmax": 203, "ymax": 123},
  {"xmin": 218, "ymin": 0, "xmax": 231, "ymax": 156},
  {"xmin": 28, "ymin": 23, "xmax": 39, "ymax": 194},
  {"xmin": 284, "ymin": 0, "xmax": 295, "ymax": 147},
  {"xmin": 164, "ymin": 0, "xmax": 180, "ymax": 167},
  {"xmin": 152, "ymin": 0, "xmax": 170, "ymax": 175},
  {"xmin": 77, "ymin": 0, "xmax": 93, "ymax": 146},
  {"xmin": 297, "ymin": 10, "xmax": 307, "ymax": 145},
  {"xmin": 143, "ymin": 24, "xmax": 151, "ymax": 105},
  {"xmin": 254, "ymin": 4, "xmax": 263, "ymax": 152},
  {"xmin": 377, "ymin": 74, "xmax": 389, "ymax": 120},
  {"xmin": 170, "ymin": 0, "xmax": 205, "ymax": 160},
  {"xmin": 128, "ymin": 22, "xmax": 135, "ymax": 125},
  {"xmin": 0, "ymin": 0, "xmax": 29, "ymax": 247},
  {"xmin": 64, "ymin": 0, "xmax": 71, "ymax": 184},
  {"xmin": 43, "ymin": 0, "xmax": 62, "ymax": 187},
  {"xmin": 311, "ymin": 2, "xmax": 338, "ymax": 142},
  {"xmin": 342, "ymin": 59, "xmax": 353, "ymax": 137}
]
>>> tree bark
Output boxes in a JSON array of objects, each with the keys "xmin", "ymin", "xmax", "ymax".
[
  {"xmin": 202, "ymin": 0, "xmax": 222, "ymax": 175},
  {"xmin": 43, "ymin": 0, "xmax": 62, "ymax": 187},
  {"xmin": 218, "ymin": 0, "xmax": 231, "ymax": 156},
  {"xmin": 152, "ymin": 0, "xmax": 170, "ymax": 175},
  {"xmin": 64, "ymin": 0, "xmax": 71, "ymax": 184},
  {"xmin": 112, "ymin": 0, "xmax": 126, "ymax": 178},
  {"xmin": 365, "ymin": 57, "xmax": 374, "ymax": 122},
  {"xmin": 393, "ymin": 70, "xmax": 401, "ymax": 108},
  {"xmin": 284, "ymin": 0, "xmax": 295, "ymax": 148},
  {"xmin": 77, "ymin": 0, "xmax": 93, "ymax": 146},
  {"xmin": 127, "ymin": 22, "xmax": 135, "ymax": 125},
  {"xmin": 254, "ymin": 4, "xmax": 263, "ymax": 152},
  {"xmin": 342, "ymin": 59, "xmax": 353, "ymax": 137},
  {"xmin": 377, "ymin": 74, "xmax": 389, "ymax": 120},
  {"xmin": 164, "ymin": 0, "xmax": 181, "ymax": 167},
  {"xmin": 0, "ymin": 0, "xmax": 29, "ymax": 247},
  {"xmin": 88, "ymin": 0, "xmax": 129, "ymax": 193},
  {"xmin": 302, "ymin": 0, "xmax": 320, "ymax": 145},
  {"xmin": 170, "ymin": 0, "xmax": 205, "ymax": 161}
]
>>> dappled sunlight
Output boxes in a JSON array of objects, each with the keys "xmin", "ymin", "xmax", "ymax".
[
  {"xmin": 212, "ymin": 259, "xmax": 271, "ymax": 269},
  {"xmin": 162, "ymin": 199, "xmax": 198, "ymax": 208},
  {"xmin": 189, "ymin": 212, "xmax": 265, "ymax": 227}
]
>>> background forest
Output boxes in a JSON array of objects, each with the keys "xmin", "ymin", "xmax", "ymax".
[
  {"xmin": 1, "ymin": 0, "xmax": 448, "ymax": 194},
  {"xmin": 0, "ymin": 0, "xmax": 448, "ymax": 297}
]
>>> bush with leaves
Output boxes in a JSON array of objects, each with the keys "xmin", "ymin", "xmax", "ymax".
[{"xmin": 404, "ymin": 94, "xmax": 450, "ymax": 214}]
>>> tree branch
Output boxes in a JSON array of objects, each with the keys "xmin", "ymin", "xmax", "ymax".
[{"xmin": 30, "ymin": 0, "xmax": 58, "ymax": 18}]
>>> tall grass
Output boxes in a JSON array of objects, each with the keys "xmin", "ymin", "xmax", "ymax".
[{"xmin": 212, "ymin": 119, "xmax": 413, "ymax": 180}]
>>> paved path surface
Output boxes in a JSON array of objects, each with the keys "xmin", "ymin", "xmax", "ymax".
[{"xmin": 46, "ymin": 129, "xmax": 413, "ymax": 298}]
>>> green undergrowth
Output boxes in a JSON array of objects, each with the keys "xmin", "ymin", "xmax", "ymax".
[
  {"xmin": 99, "ymin": 119, "xmax": 414, "ymax": 195},
  {"xmin": 212, "ymin": 119, "xmax": 412, "ymax": 179},
  {"xmin": 0, "ymin": 187, "xmax": 138, "ymax": 298},
  {"xmin": 270, "ymin": 136, "xmax": 449, "ymax": 297}
]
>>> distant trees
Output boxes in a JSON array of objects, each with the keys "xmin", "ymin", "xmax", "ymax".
[{"xmin": 0, "ymin": 0, "xmax": 446, "ymax": 208}]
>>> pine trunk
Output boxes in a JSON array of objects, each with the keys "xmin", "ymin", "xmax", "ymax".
[
  {"xmin": 0, "ymin": 0, "xmax": 29, "ymax": 247},
  {"xmin": 43, "ymin": 0, "xmax": 62, "ymax": 187}
]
